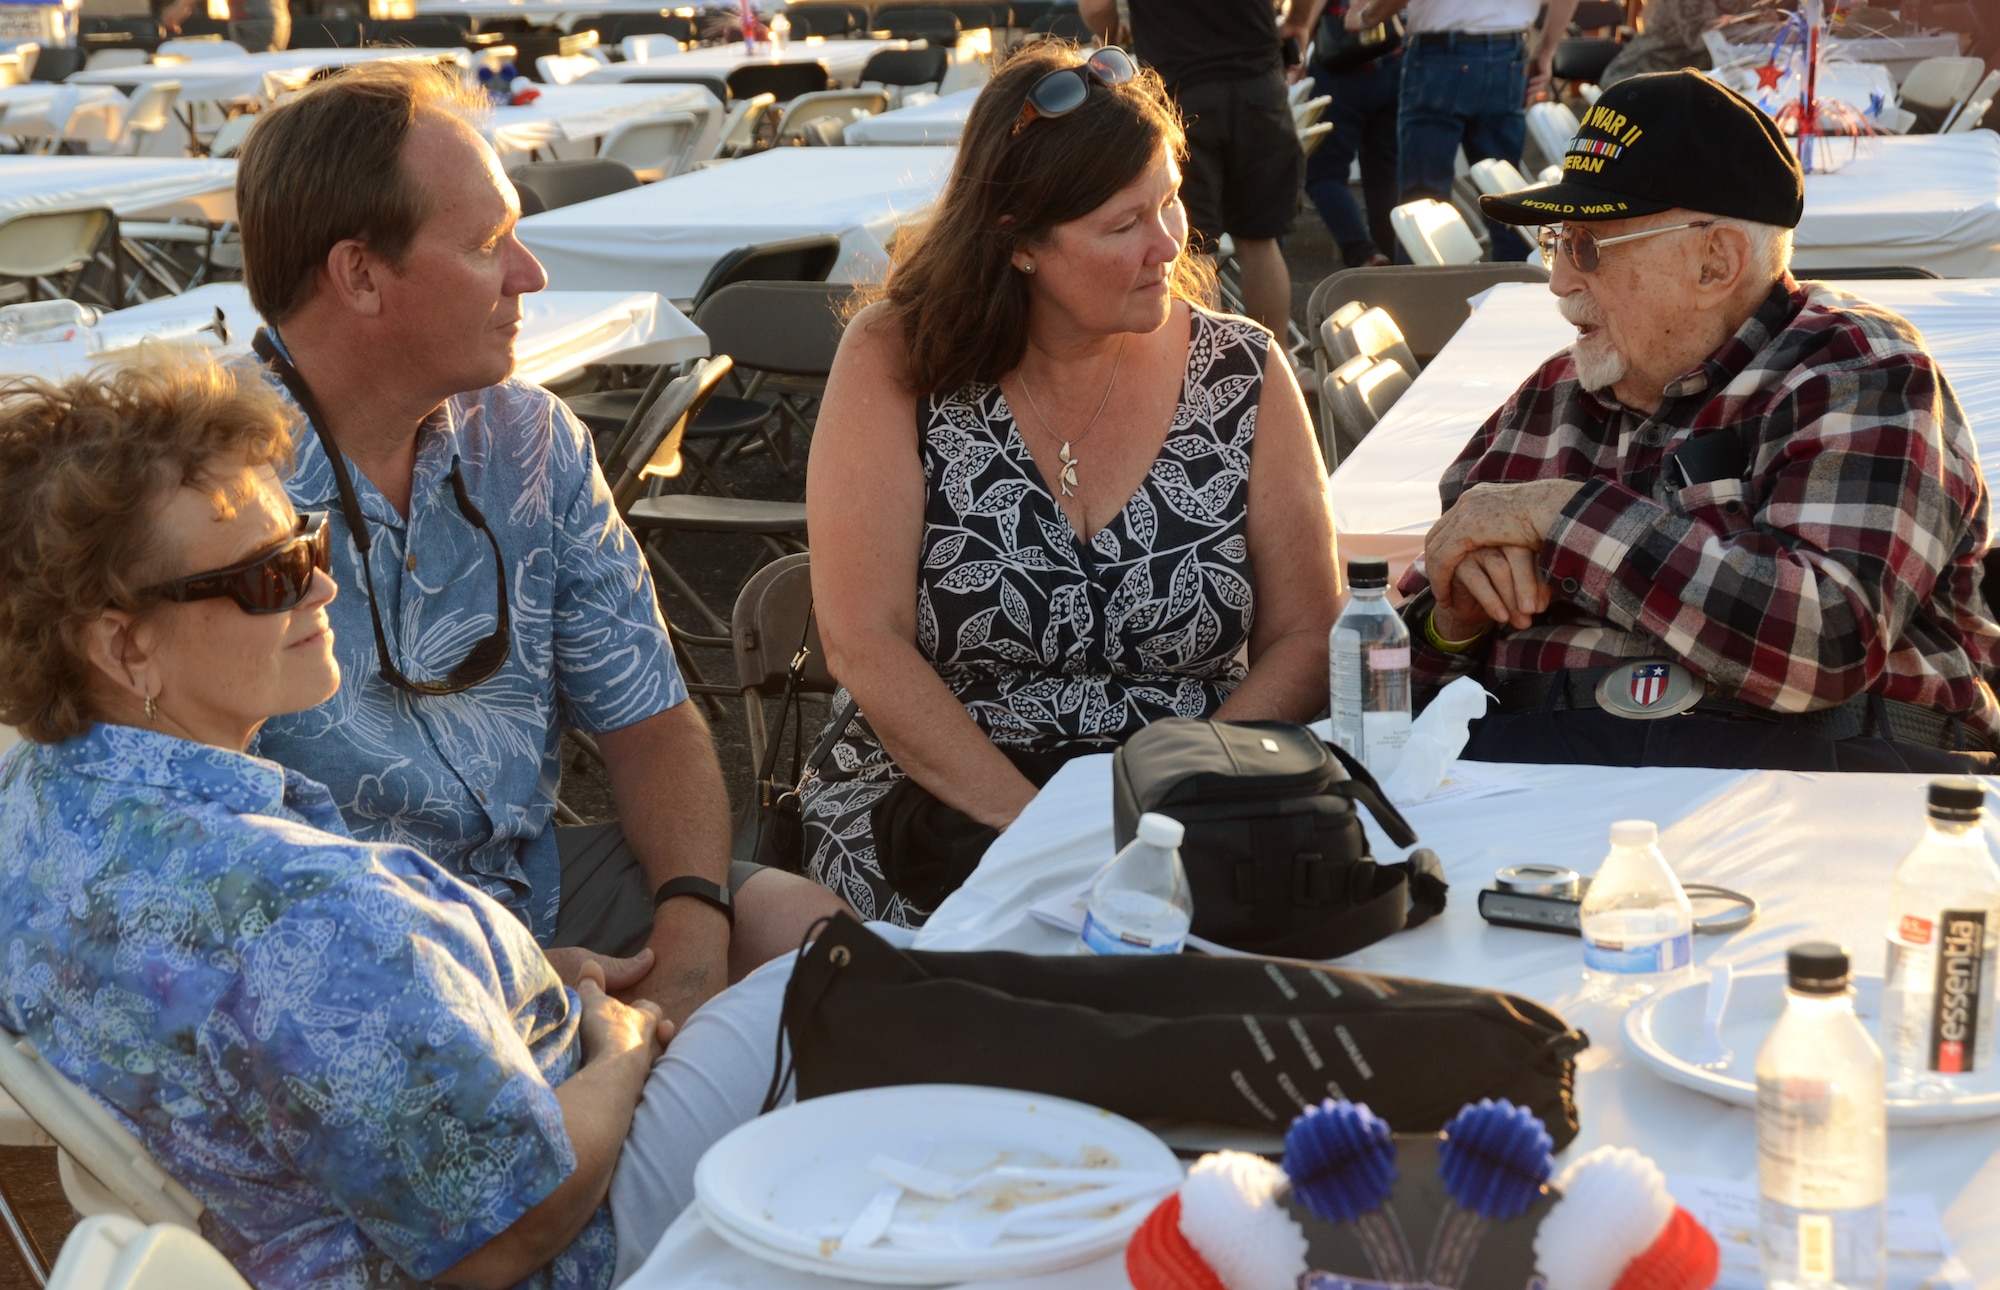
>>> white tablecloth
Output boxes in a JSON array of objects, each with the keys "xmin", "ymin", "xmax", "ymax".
[
  {"xmin": 515, "ymin": 144, "xmax": 953, "ymax": 297},
  {"xmin": 845, "ymin": 85, "xmax": 979, "ymax": 145},
  {"xmin": 581, "ymin": 37, "xmax": 907, "ymax": 88},
  {"xmin": 0, "ymin": 282, "xmax": 706, "ymax": 385},
  {"xmin": 0, "ymin": 156, "xmax": 238, "ymax": 222},
  {"xmin": 1327, "ymin": 278, "xmax": 2000, "ymax": 539},
  {"xmin": 67, "ymin": 46, "xmax": 467, "ymax": 106},
  {"xmin": 631, "ymin": 757, "xmax": 2000, "ymax": 1287},
  {"xmin": 1789, "ymin": 134, "xmax": 2000, "ymax": 278},
  {"xmin": 417, "ymin": 0, "xmax": 713, "ymax": 23},
  {"xmin": 0, "ymin": 83, "xmax": 128, "ymax": 144},
  {"xmin": 485, "ymin": 82, "xmax": 723, "ymax": 165}
]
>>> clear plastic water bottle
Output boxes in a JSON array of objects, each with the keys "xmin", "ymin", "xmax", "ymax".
[
  {"xmin": 1577, "ymin": 820, "xmax": 1693, "ymax": 1006},
  {"xmin": 769, "ymin": 10, "xmax": 790, "ymax": 51},
  {"xmin": 0, "ymin": 300, "xmax": 99, "ymax": 345},
  {"xmin": 1881, "ymin": 777, "xmax": 2000, "ymax": 1099},
  {"xmin": 1081, "ymin": 812, "xmax": 1193, "ymax": 956},
  {"xmin": 1757, "ymin": 942, "xmax": 1886, "ymax": 1290},
  {"xmin": 1329, "ymin": 557, "xmax": 1411, "ymax": 778}
]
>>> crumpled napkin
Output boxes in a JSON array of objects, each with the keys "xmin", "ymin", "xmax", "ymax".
[{"xmin": 1379, "ymin": 675, "xmax": 1492, "ymax": 806}]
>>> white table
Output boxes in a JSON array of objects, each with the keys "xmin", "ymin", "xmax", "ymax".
[
  {"xmin": 0, "ymin": 282, "xmax": 707, "ymax": 385},
  {"xmin": 629, "ymin": 757, "xmax": 2000, "ymax": 1287},
  {"xmin": 0, "ymin": 83, "xmax": 128, "ymax": 145},
  {"xmin": 1789, "ymin": 134, "xmax": 2000, "ymax": 278},
  {"xmin": 845, "ymin": 85, "xmax": 979, "ymax": 145},
  {"xmin": 1327, "ymin": 278, "xmax": 2000, "ymax": 541},
  {"xmin": 485, "ymin": 82, "xmax": 723, "ymax": 165},
  {"xmin": 0, "ymin": 156, "xmax": 238, "ymax": 223},
  {"xmin": 516, "ymin": 144, "xmax": 954, "ymax": 297},
  {"xmin": 67, "ymin": 46, "xmax": 468, "ymax": 106},
  {"xmin": 581, "ymin": 36, "xmax": 908, "ymax": 88}
]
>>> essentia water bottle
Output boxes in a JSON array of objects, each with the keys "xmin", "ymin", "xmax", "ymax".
[
  {"xmin": 1329, "ymin": 557, "xmax": 1411, "ymax": 777},
  {"xmin": 1578, "ymin": 820, "xmax": 1693, "ymax": 1006},
  {"xmin": 1757, "ymin": 942, "xmax": 1887, "ymax": 1290},
  {"xmin": 1882, "ymin": 778, "xmax": 2000, "ymax": 1099},
  {"xmin": 1080, "ymin": 812, "xmax": 1193, "ymax": 956}
]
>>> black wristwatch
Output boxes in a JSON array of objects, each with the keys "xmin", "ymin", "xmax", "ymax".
[{"xmin": 652, "ymin": 875, "xmax": 734, "ymax": 926}]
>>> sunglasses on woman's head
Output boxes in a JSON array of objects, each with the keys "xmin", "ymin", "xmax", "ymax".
[
  {"xmin": 144, "ymin": 511, "xmax": 330, "ymax": 615},
  {"xmin": 1536, "ymin": 219, "xmax": 1716, "ymax": 273},
  {"xmin": 1013, "ymin": 46, "xmax": 1138, "ymax": 135}
]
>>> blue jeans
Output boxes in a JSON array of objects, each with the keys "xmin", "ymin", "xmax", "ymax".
[
  {"xmin": 1304, "ymin": 55, "xmax": 1401, "ymax": 267},
  {"xmin": 1398, "ymin": 36, "xmax": 1532, "ymax": 261}
]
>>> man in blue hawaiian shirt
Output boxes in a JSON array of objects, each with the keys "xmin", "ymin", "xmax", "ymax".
[{"xmin": 240, "ymin": 63, "xmax": 844, "ymax": 1025}]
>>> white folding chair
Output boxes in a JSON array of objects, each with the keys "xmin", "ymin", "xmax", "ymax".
[
  {"xmin": 620, "ymin": 33, "xmax": 683, "ymax": 61},
  {"xmin": 1538, "ymin": 163, "xmax": 1563, "ymax": 184},
  {"xmin": 1288, "ymin": 77, "xmax": 1313, "ymax": 106},
  {"xmin": 47, "ymin": 1215, "xmax": 249, "ymax": 1290},
  {"xmin": 1325, "ymin": 354, "xmax": 1412, "ymax": 456},
  {"xmin": 774, "ymin": 89, "xmax": 889, "ymax": 144},
  {"xmin": 706, "ymin": 92, "xmax": 777, "ymax": 162},
  {"xmin": 154, "ymin": 38, "xmax": 246, "ymax": 60},
  {"xmin": 0, "ymin": 53, "xmax": 24, "ymax": 87},
  {"xmin": 28, "ymin": 84, "xmax": 81, "ymax": 155},
  {"xmin": 1525, "ymin": 100, "xmax": 1579, "ymax": 171},
  {"xmin": 112, "ymin": 82, "xmax": 180, "ymax": 155},
  {"xmin": 1943, "ymin": 69, "xmax": 2000, "ymax": 133},
  {"xmin": 534, "ymin": 52, "xmax": 600, "ymax": 85},
  {"xmin": 204, "ymin": 110, "xmax": 258, "ymax": 158},
  {"xmin": 83, "ymin": 48, "xmax": 150, "ymax": 72},
  {"xmin": 1292, "ymin": 93, "xmax": 1331, "ymax": 131},
  {"xmin": 1325, "ymin": 305, "xmax": 1419, "ymax": 379},
  {"xmin": 599, "ymin": 110, "xmax": 701, "ymax": 181},
  {"xmin": 1468, "ymin": 157, "xmax": 1529, "ymax": 196},
  {"xmin": 1900, "ymin": 55, "xmax": 1985, "ymax": 122},
  {"xmin": 0, "ymin": 208, "xmax": 112, "ymax": 301},
  {"xmin": 1391, "ymin": 199, "xmax": 1483, "ymax": 266}
]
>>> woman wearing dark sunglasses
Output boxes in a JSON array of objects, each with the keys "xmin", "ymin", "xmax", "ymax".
[
  {"xmin": 803, "ymin": 42, "xmax": 1343, "ymax": 926},
  {"xmin": 0, "ymin": 358, "xmax": 833, "ymax": 1288}
]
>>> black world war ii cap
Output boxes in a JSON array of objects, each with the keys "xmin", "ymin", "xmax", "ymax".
[{"xmin": 1480, "ymin": 70, "xmax": 1805, "ymax": 227}]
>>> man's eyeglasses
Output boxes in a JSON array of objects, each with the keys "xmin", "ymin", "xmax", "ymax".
[
  {"xmin": 1536, "ymin": 220, "xmax": 1717, "ymax": 273},
  {"xmin": 253, "ymin": 329, "xmax": 512, "ymax": 697},
  {"xmin": 1014, "ymin": 46, "xmax": 1137, "ymax": 135},
  {"xmin": 144, "ymin": 511, "xmax": 330, "ymax": 615}
]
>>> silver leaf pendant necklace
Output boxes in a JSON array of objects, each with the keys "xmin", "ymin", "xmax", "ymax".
[{"xmin": 1017, "ymin": 333, "xmax": 1128, "ymax": 498}]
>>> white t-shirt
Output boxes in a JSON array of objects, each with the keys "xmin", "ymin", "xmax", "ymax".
[{"xmin": 1403, "ymin": 0, "xmax": 1538, "ymax": 35}]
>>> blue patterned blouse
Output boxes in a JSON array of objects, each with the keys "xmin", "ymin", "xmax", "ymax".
[
  {"xmin": 0, "ymin": 724, "xmax": 616, "ymax": 1289},
  {"xmin": 252, "ymin": 360, "xmax": 686, "ymax": 943}
]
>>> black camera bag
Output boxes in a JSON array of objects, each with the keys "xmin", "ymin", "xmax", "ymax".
[{"xmin": 1112, "ymin": 719, "xmax": 1446, "ymax": 959}]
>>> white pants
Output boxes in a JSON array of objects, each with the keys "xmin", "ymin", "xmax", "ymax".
[{"xmin": 607, "ymin": 952, "xmax": 798, "ymax": 1284}]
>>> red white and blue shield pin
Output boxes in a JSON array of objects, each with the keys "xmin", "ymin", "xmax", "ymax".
[{"xmin": 1594, "ymin": 657, "xmax": 1702, "ymax": 720}]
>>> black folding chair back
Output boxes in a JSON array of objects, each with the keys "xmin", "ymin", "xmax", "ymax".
[
  {"xmin": 695, "ymin": 281, "xmax": 854, "ymax": 378},
  {"xmin": 727, "ymin": 61, "xmax": 834, "ymax": 102},
  {"xmin": 512, "ymin": 179, "xmax": 548, "ymax": 217},
  {"xmin": 859, "ymin": 46, "xmax": 950, "ymax": 89},
  {"xmin": 29, "ymin": 46, "xmax": 84, "ymax": 81},
  {"xmin": 785, "ymin": 4, "xmax": 858, "ymax": 36},
  {"xmin": 619, "ymin": 73, "xmax": 731, "ymax": 102},
  {"xmin": 174, "ymin": 14, "xmax": 230, "ymax": 36},
  {"xmin": 506, "ymin": 159, "xmax": 639, "ymax": 211},
  {"xmin": 874, "ymin": 5, "xmax": 962, "ymax": 42},
  {"xmin": 1569, "ymin": 1, "xmax": 1627, "ymax": 29},
  {"xmin": 1550, "ymin": 36, "xmax": 1620, "ymax": 84},
  {"xmin": 368, "ymin": 17, "xmax": 470, "ymax": 46},
  {"xmin": 609, "ymin": 12, "xmax": 700, "ymax": 43},
  {"xmin": 1029, "ymin": 10, "xmax": 1093, "ymax": 39},
  {"xmin": 291, "ymin": 17, "xmax": 365, "ymax": 47},
  {"xmin": 1010, "ymin": 0, "xmax": 1056, "ymax": 26},
  {"xmin": 690, "ymin": 234, "xmax": 843, "ymax": 311}
]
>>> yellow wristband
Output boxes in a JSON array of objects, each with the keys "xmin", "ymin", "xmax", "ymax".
[{"xmin": 1424, "ymin": 608, "xmax": 1490, "ymax": 654}]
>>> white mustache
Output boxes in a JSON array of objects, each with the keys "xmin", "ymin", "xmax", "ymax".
[{"xmin": 1558, "ymin": 294, "xmax": 1605, "ymax": 328}]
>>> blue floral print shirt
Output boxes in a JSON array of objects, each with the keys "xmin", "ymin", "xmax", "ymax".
[
  {"xmin": 252, "ymin": 359, "xmax": 685, "ymax": 943},
  {"xmin": 0, "ymin": 724, "xmax": 617, "ymax": 1289}
]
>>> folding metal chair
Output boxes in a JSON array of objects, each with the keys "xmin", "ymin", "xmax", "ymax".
[
  {"xmin": 505, "ymin": 158, "xmax": 639, "ymax": 210},
  {"xmin": 773, "ymin": 88, "xmax": 889, "ymax": 144},
  {"xmin": 730, "ymin": 552, "xmax": 835, "ymax": 774},
  {"xmin": 0, "ymin": 208, "xmax": 114, "ymax": 306},
  {"xmin": 45, "ymin": 1215, "xmax": 249, "ymax": 1290},
  {"xmin": 598, "ymin": 111, "xmax": 702, "ymax": 181},
  {"xmin": 1390, "ymin": 199, "xmax": 1484, "ymax": 266},
  {"xmin": 726, "ymin": 61, "xmax": 833, "ymax": 103}
]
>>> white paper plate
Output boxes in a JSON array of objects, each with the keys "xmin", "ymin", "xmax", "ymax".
[
  {"xmin": 1624, "ymin": 973, "xmax": 2000, "ymax": 1126},
  {"xmin": 693, "ymin": 1084, "xmax": 1180, "ymax": 1285}
]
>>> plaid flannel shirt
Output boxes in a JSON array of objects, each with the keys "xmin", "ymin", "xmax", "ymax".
[{"xmin": 1398, "ymin": 278, "xmax": 2000, "ymax": 739}]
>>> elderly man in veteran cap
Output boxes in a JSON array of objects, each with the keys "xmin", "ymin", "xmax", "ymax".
[{"xmin": 1398, "ymin": 69, "xmax": 2000, "ymax": 772}]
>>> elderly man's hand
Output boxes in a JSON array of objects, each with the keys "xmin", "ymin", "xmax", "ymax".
[
  {"xmin": 1424, "ymin": 478, "xmax": 1582, "ymax": 620},
  {"xmin": 1436, "ymin": 544, "xmax": 1551, "ymax": 637}
]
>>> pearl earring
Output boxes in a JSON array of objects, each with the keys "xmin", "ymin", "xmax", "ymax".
[{"xmin": 1021, "ymin": 260, "xmax": 1036, "ymax": 274}]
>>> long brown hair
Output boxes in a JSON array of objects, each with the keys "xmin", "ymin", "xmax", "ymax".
[{"xmin": 878, "ymin": 42, "xmax": 1215, "ymax": 396}]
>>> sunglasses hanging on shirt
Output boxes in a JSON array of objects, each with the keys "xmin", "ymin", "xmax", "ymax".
[{"xmin": 252, "ymin": 328, "xmax": 512, "ymax": 696}]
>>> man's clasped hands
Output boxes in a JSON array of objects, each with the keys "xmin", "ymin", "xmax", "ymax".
[{"xmin": 1424, "ymin": 479, "xmax": 1585, "ymax": 641}]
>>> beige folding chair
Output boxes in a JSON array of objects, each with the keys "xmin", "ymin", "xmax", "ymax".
[
  {"xmin": 730, "ymin": 552, "xmax": 836, "ymax": 772},
  {"xmin": 205, "ymin": 110, "xmax": 259, "ymax": 158},
  {"xmin": 112, "ymin": 82, "xmax": 180, "ymax": 155},
  {"xmin": 709, "ymin": 92, "xmax": 778, "ymax": 161},
  {"xmin": 1292, "ymin": 94, "xmax": 1331, "ymax": 131},
  {"xmin": 0, "ymin": 208, "xmax": 113, "ymax": 303},
  {"xmin": 773, "ymin": 88, "xmax": 889, "ymax": 144},
  {"xmin": 47, "ymin": 1215, "xmax": 249, "ymax": 1290},
  {"xmin": 1524, "ymin": 100, "xmax": 1579, "ymax": 171},
  {"xmin": 1325, "ymin": 306, "xmax": 1419, "ymax": 384},
  {"xmin": 620, "ymin": 33, "xmax": 684, "ymax": 61},
  {"xmin": 1900, "ymin": 56, "xmax": 1986, "ymax": 127},
  {"xmin": 1468, "ymin": 157, "xmax": 1529, "ymax": 196},
  {"xmin": 83, "ymin": 48, "xmax": 150, "ymax": 72},
  {"xmin": 1305, "ymin": 260, "xmax": 1549, "ymax": 369},
  {"xmin": 599, "ymin": 111, "xmax": 702, "ymax": 181},
  {"xmin": 154, "ymin": 38, "xmax": 246, "ymax": 60},
  {"xmin": 1298, "ymin": 121, "xmax": 1332, "ymax": 157},
  {"xmin": 1391, "ymin": 199, "xmax": 1483, "ymax": 266},
  {"xmin": 535, "ymin": 52, "xmax": 600, "ymax": 85},
  {"xmin": 1326, "ymin": 354, "xmax": 1412, "ymax": 455},
  {"xmin": 1943, "ymin": 69, "xmax": 2000, "ymax": 133}
]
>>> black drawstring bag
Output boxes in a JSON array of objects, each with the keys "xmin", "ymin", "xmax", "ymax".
[
  {"xmin": 765, "ymin": 914, "xmax": 1588, "ymax": 1149},
  {"xmin": 1112, "ymin": 719, "xmax": 1447, "ymax": 959}
]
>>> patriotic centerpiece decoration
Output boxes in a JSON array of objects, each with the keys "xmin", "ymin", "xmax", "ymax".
[
  {"xmin": 1126, "ymin": 1152, "xmax": 1310, "ymax": 1290},
  {"xmin": 1425, "ymin": 1099, "xmax": 1554, "ymax": 1288},
  {"xmin": 1738, "ymin": 0, "xmax": 1879, "ymax": 171},
  {"xmin": 1283, "ymin": 1100, "xmax": 1415, "ymax": 1284}
]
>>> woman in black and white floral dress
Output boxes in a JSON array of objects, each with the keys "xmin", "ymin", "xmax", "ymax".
[{"xmin": 802, "ymin": 43, "xmax": 1343, "ymax": 926}]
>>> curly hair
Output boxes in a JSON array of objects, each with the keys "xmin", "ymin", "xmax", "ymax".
[
  {"xmin": 876, "ymin": 40, "xmax": 1217, "ymax": 396},
  {"xmin": 0, "ymin": 354, "xmax": 297, "ymax": 743}
]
